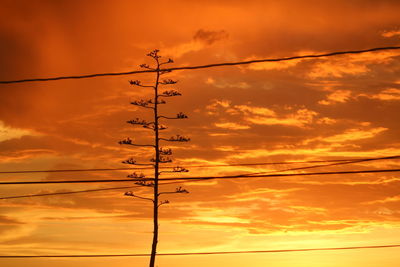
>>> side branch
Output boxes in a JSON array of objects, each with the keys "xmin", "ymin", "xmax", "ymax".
[
  {"xmin": 159, "ymin": 187, "xmax": 189, "ymax": 196},
  {"xmin": 159, "ymin": 166, "xmax": 189, "ymax": 174},
  {"xmin": 129, "ymin": 80, "xmax": 155, "ymax": 88},
  {"xmin": 125, "ymin": 191, "xmax": 154, "ymax": 202},
  {"xmin": 139, "ymin": 64, "xmax": 156, "ymax": 71},
  {"xmin": 143, "ymin": 124, "xmax": 168, "ymax": 131},
  {"xmin": 119, "ymin": 138, "xmax": 155, "ymax": 147},
  {"xmin": 159, "ymin": 58, "xmax": 174, "ymax": 66},
  {"xmin": 158, "ymin": 112, "xmax": 188, "ymax": 120},
  {"xmin": 158, "ymin": 200, "xmax": 170, "ymax": 207},
  {"xmin": 151, "ymin": 156, "xmax": 172, "ymax": 163},
  {"xmin": 158, "ymin": 90, "xmax": 181, "ymax": 97},
  {"xmin": 159, "ymin": 79, "xmax": 177, "ymax": 85},
  {"xmin": 159, "ymin": 135, "xmax": 190, "ymax": 142},
  {"xmin": 121, "ymin": 158, "xmax": 154, "ymax": 166},
  {"xmin": 135, "ymin": 180, "xmax": 155, "ymax": 187},
  {"xmin": 131, "ymin": 99, "xmax": 155, "ymax": 109},
  {"xmin": 127, "ymin": 118, "xmax": 154, "ymax": 126}
]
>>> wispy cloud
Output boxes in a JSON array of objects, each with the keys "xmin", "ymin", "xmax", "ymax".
[
  {"xmin": 214, "ymin": 122, "xmax": 250, "ymax": 130},
  {"xmin": 0, "ymin": 121, "xmax": 42, "ymax": 142}
]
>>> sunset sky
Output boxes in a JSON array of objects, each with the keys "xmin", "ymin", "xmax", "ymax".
[{"xmin": 1, "ymin": 0, "xmax": 400, "ymax": 266}]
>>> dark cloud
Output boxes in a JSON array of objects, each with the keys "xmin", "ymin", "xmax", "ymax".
[{"xmin": 193, "ymin": 29, "xmax": 229, "ymax": 45}]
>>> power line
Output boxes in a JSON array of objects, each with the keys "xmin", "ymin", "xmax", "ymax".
[
  {"xmin": 1, "ymin": 46, "xmax": 399, "ymax": 84},
  {"xmin": 2, "ymin": 156, "xmax": 398, "ymax": 199},
  {"xmin": 1, "ymin": 244, "xmax": 398, "ymax": 258},
  {"xmin": 1, "ymin": 155, "xmax": 398, "ymax": 174},
  {"xmin": 0, "ymin": 158, "xmax": 386, "ymax": 199},
  {"xmin": 0, "ymin": 167, "xmax": 138, "ymax": 174},
  {"xmin": 243, "ymin": 155, "xmax": 400, "ymax": 176},
  {"xmin": 0, "ymin": 178, "xmax": 134, "ymax": 185},
  {"xmin": 0, "ymin": 156, "xmax": 400, "ymax": 200},
  {"xmin": 162, "ymin": 168, "xmax": 400, "ymax": 181},
  {"xmin": 0, "ymin": 186, "xmax": 137, "ymax": 200},
  {"xmin": 2, "ymin": 156, "xmax": 394, "ymax": 199},
  {"xmin": 0, "ymin": 159, "xmax": 352, "ymax": 174},
  {"xmin": 0, "ymin": 180, "xmax": 198, "ymax": 200},
  {"xmin": 1, "ymin": 168, "xmax": 399, "ymax": 185}
]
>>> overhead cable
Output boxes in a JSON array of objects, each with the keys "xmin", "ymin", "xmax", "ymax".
[
  {"xmin": 1, "ymin": 244, "xmax": 399, "ymax": 258},
  {"xmin": 1, "ymin": 46, "xmax": 399, "ymax": 84},
  {"xmin": 0, "ymin": 180, "xmax": 198, "ymax": 200},
  {"xmin": 0, "ymin": 155, "xmax": 398, "ymax": 175},
  {"xmin": 1, "ymin": 168, "xmax": 399, "ymax": 185}
]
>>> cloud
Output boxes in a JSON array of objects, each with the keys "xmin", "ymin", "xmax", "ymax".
[
  {"xmin": 206, "ymin": 100, "xmax": 326, "ymax": 128},
  {"xmin": 0, "ymin": 121, "xmax": 42, "ymax": 142},
  {"xmin": 233, "ymin": 105, "xmax": 276, "ymax": 116},
  {"xmin": 359, "ymin": 88, "xmax": 400, "ymax": 101},
  {"xmin": 0, "ymin": 215, "xmax": 24, "ymax": 225},
  {"xmin": 0, "ymin": 215, "xmax": 34, "ymax": 243},
  {"xmin": 304, "ymin": 127, "xmax": 388, "ymax": 144},
  {"xmin": 227, "ymin": 146, "xmax": 400, "ymax": 160},
  {"xmin": 0, "ymin": 148, "xmax": 55, "ymax": 163},
  {"xmin": 162, "ymin": 29, "xmax": 229, "ymax": 58},
  {"xmin": 316, "ymin": 117, "xmax": 337, "ymax": 125},
  {"xmin": 318, "ymin": 90, "xmax": 352, "ymax": 105},
  {"xmin": 309, "ymin": 60, "xmax": 369, "ymax": 78},
  {"xmin": 308, "ymin": 51, "xmax": 399, "ymax": 78},
  {"xmin": 245, "ymin": 108, "xmax": 318, "ymax": 127},
  {"xmin": 234, "ymin": 105, "xmax": 318, "ymax": 128},
  {"xmin": 193, "ymin": 29, "xmax": 229, "ymax": 45},
  {"xmin": 214, "ymin": 122, "xmax": 250, "ymax": 130},
  {"xmin": 206, "ymin": 77, "xmax": 250, "ymax": 89},
  {"xmin": 319, "ymin": 88, "xmax": 400, "ymax": 105},
  {"xmin": 323, "ymin": 127, "xmax": 388, "ymax": 143},
  {"xmin": 381, "ymin": 29, "xmax": 400, "ymax": 38},
  {"xmin": 363, "ymin": 195, "xmax": 400, "ymax": 205}
]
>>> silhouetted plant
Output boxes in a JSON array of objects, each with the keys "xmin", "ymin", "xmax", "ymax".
[{"xmin": 118, "ymin": 50, "xmax": 189, "ymax": 267}]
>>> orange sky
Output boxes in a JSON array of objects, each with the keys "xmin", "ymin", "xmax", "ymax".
[{"xmin": 1, "ymin": 0, "xmax": 400, "ymax": 266}]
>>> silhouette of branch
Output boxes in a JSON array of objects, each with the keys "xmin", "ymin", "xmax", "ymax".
[
  {"xmin": 130, "ymin": 99, "xmax": 155, "ymax": 109},
  {"xmin": 159, "ymin": 70, "xmax": 172, "ymax": 75},
  {"xmin": 143, "ymin": 124, "xmax": 168, "ymax": 131},
  {"xmin": 121, "ymin": 158, "xmax": 154, "ymax": 166},
  {"xmin": 129, "ymin": 80, "xmax": 154, "ymax": 88},
  {"xmin": 159, "ymin": 187, "xmax": 189, "ymax": 195},
  {"xmin": 159, "ymin": 166, "xmax": 189, "ymax": 174},
  {"xmin": 158, "ymin": 200, "xmax": 170, "ymax": 207},
  {"xmin": 159, "ymin": 79, "xmax": 177, "ymax": 85},
  {"xmin": 124, "ymin": 191, "xmax": 154, "ymax": 202},
  {"xmin": 118, "ymin": 138, "xmax": 155, "ymax": 147},
  {"xmin": 127, "ymin": 118, "xmax": 153, "ymax": 126},
  {"xmin": 127, "ymin": 172, "xmax": 146, "ymax": 179},
  {"xmin": 159, "ymin": 58, "xmax": 174, "ymax": 66},
  {"xmin": 158, "ymin": 90, "xmax": 181, "ymax": 97},
  {"xmin": 118, "ymin": 137, "xmax": 155, "ymax": 147},
  {"xmin": 134, "ymin": 181, "xmax": 154, "ymax": 187},
  {"xmin": 159, "ymin": 148, "xmax": 172, "ymax": 155},
  {"xmin": 159, "ymin": 135, "xmax": 190, "ymax": 142},
  {"xmin": 150, "ymin": 156, "xmax": 172, "ymax": 163},
  {"xmin": 158, "ymin": 112, "xmax": 188, "ymax": 119},
  {"xmin": 127, "ymin": 172, "xmax": 154, "ymax": 187},
  {"xmin": 139, "ymin": 64, "xmax": 155, "ymax": 71},
  {"xmin": 147, "ymin": 49, "xmax": 161, "ymax": 59}
]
